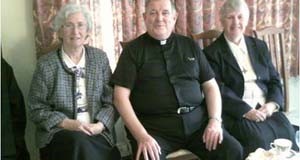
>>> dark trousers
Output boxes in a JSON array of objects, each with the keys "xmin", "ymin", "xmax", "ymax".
[
  {"xmin": 128, "ymin": 120, "xmax": 243, "ymax": 160},
  {"xmin": 130, "ymin": 130, "xmax": 243, "ymax": 160},
  {"xmin": 40, "ymin": 130, "xmax": 121, "ymax": 160}
]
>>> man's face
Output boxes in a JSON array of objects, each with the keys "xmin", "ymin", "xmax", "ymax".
[{"xmin": 143, "ymin": 0, "xmax": 177, "ymax": 40}]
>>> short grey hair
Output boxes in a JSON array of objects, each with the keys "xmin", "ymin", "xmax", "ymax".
[
  {"xmin": 52, "ymin": 3, "xmax": 92, "ymax": 32},
  {"xmin": 145, "ymin": 0, "xmax": 176, "ymax": 13},
  {"xmin": 220, "ymin": 0, "xmax": 250, "ymax": 21}
]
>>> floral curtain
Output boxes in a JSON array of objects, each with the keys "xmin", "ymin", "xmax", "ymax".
[{"xmin": 33, "ymin": 0, "xmax": 299, "ymax": 76}]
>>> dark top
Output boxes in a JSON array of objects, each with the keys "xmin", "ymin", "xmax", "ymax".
[
  {"xmin": 203, "ymin": 34, "xmax": 283, "ymax": 121},
  {"xmin": 1, "ymin": 57, "xmax": 30, "ymax": 160},
  {"xmin": 203, "ymin": 34, "xmax": 299, "ymax": 154},
  {"xmin": 111, "ymin": 33, "xmax": 214, "ymax": 116}
]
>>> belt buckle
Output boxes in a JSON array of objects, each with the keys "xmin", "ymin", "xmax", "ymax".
[
  {"xmin": 177, "ymin": 107, "xmax": 184, "ymax": 114},
  {"xmin": 177, "ymin": 106, "xmax": 195, "ymax": 114}
]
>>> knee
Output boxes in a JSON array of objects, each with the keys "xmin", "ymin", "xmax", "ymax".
[
  {"xmin": 225, "ymin": 142, "xmax": 243, "ymax": 160},
  {"xmin": 221, "ymin": 135, "xmax": 243, "ymax": 159},
  {"xmin": 224, "ymin": 138, "xmax": 243, "ymax": 154}
]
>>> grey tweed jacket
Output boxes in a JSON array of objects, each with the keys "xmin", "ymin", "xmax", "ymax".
[{"xmin": 28, "ymin": 45, "xmax": 117, "ymax": 148}]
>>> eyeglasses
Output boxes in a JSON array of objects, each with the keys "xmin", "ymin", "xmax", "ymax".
[{"xmin": 63, "ymin": 23, "xmax": 87, "ymax": 30}]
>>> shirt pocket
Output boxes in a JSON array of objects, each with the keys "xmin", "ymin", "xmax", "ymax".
[{"xmin": 182, "ymin": 56, "xmax": 199, "ymax": 79}]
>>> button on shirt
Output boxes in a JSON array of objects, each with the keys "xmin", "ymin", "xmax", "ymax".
[
  {"xmin": 225, "ymin": 36, "xmax": 266, "ymax": 108},
  {"xmin": 62, "ymin": 47, "xmax": 90, "ymax": 123}
]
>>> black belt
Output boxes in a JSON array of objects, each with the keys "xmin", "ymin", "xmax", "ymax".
[{"xmin": 177, "ymin": 106, "xmax": 196, "ymax": 114}]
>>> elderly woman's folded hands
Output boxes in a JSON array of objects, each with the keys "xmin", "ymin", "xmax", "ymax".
[
  {"xmin": 59, "ymin": 118, "xmax": 105, "ymax": 135},
  {"xmin": 244, "ymin": 109, "xmax": 267, "ymax": 122}
]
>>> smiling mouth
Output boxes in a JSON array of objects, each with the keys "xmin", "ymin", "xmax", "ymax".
[
  {"xmin": 155, "ymin": 23, "xmax": 165, "ymax": 27},
  {"xmin": 70, "ymin": 37, "xmax": 81, "ymax": 40},
  {"xmin": 155, "ymin": 25, "xmax": 166, "ymax": 29},
  {"xmin": 231, "ymin": 26, "xmax": 241, "ymax": 30}
]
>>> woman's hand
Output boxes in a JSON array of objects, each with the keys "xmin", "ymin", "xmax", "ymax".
[
  {"xmin": 135, "ymin": 134, "xmax": 161, "ymax": 160},
  {"xmin": 244, "ymin": 109, "xmax": 267, "ymax": 122},
  {"xmin": 58, "ymin": 119, "xmax": 104, "ymax": 135},
  {"xmin": 58, "ymin": 118, "xmax": 91, "ymax": 135},
  {"xmin": 82, "ymin": 122, "xmax": 105, "ymax": 135},
  {"xmin": 203, "ymin": 119, "xmax": 223, "ymax": 151},
  {"xmin": 258, "ymin": 102, "xmax": 277, "ymax": 117}
]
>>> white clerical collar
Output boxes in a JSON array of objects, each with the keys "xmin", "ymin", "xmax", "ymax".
[
  {"xmin": 62, "ymin": 47, "xmax": 86, "ymax": 68},
  {"xmin": 160, "ymin": 40, "xmax": 167, "ymax": 45},
  {"xmin": 224, "ymin": 35, "xmax": 248, "ymax": 55}
]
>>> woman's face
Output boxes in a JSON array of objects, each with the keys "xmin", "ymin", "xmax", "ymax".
[
  {"xmin": 59, "ymin": 12, "xmax": 89, "ymax": 49},
  {"xmin": 222, "ymin": 9, "xmax": 248, "ymax": 43}
]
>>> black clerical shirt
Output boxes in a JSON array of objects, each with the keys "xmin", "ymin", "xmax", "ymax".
[{"xmin": 111, "ymin": 33, "xmax": 214, "ymax": 116}]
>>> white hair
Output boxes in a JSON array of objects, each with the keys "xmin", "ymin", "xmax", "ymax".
[
  {"xmin": 220, "ymin": 0, "xmax": 250, "ymax": 22},
  {"xmin": 52, "ymin": 3, "xmax": 92, "ymax": 32}
]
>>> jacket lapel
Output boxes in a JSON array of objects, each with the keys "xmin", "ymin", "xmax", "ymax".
[
  {"xmin": 218, "ymin": 35, "xmax": 242, "ymax": 74},
  {"xmin": 245, "ymin": 36, "xmax": 260, "ymax": 76},
  {"xmin": 57, "ymin": 48, "xmax": 74, "ymax": 74},
  {"xmin": 84, "ymin": 47, "xmax": 95, "ymax": 117}
]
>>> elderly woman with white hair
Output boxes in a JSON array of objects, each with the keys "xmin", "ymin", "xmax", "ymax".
[
  {"xmin": 204, "ymin": 0, "xmax": 298, "ymax": 158},
  {"xmin": 28, "ymin": 3, "xmax": 120, "ymax": 160}
]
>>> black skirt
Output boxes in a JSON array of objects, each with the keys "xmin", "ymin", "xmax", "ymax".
[
  {"xmin": 229, "ymin": 112, "xmax": 298, "ymax": 157},
  {"xmin": 40, "ymin": 130, "xmax": 121, "ymax": 160}
]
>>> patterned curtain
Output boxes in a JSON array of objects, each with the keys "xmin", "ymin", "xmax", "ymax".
[{"xmin": 33, "ymin": 0, "xmax": 299, "ymax": 76}]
